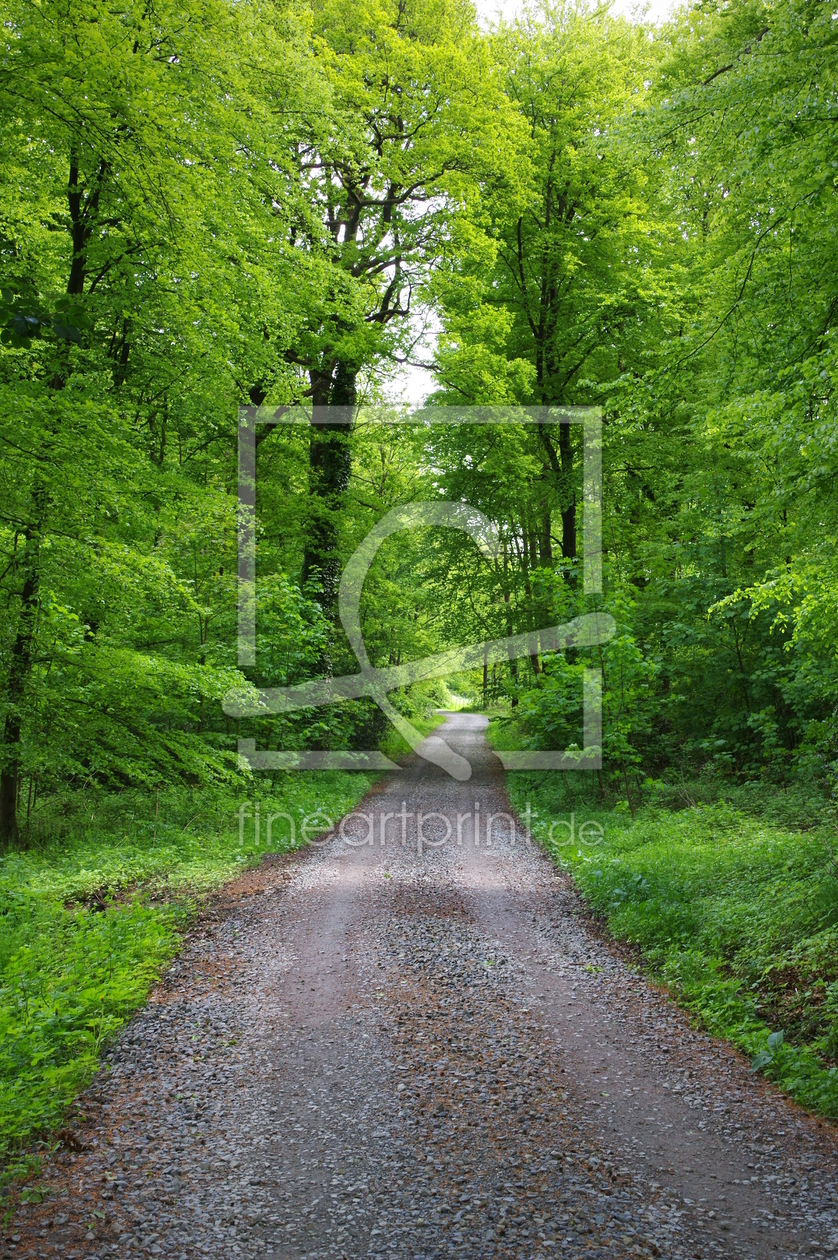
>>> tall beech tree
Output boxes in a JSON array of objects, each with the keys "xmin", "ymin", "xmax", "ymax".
[
  {"xmin": 432, "ymin": 5, "xmax": 660, "ymax": 567},
  {"xmin": 282, "ymin": 0, "xmax": 527, "ymax": 616}
]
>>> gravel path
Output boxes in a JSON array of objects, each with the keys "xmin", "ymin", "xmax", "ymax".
[{"xmin": 7, "ymin": 714, "xmax": 838, "ymax": 1260}]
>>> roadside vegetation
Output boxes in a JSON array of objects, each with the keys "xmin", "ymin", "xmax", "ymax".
[
  {"xmin": 498, "ymin": 751, "xmax": 838, "ymax": 1120},
  {"xmin": 0, "ymin": 680, "xmax": 444, "ymax": 1172},
  {"xmin": 0, "ymin": 773, "xmax": 373, "ymax": 1171},
  {"xmin": 380, "ymin": 682, "xmax": 454, "ymax": 760}
]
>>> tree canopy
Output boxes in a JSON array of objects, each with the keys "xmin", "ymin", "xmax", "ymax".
[{"xmin": 2, "ymin": 0, "xmax": 837, "ymax": 838}]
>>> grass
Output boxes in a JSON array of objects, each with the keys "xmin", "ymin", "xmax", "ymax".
[
  {"xmin": 0, "ymin": 771, "xmax": 375, "ymax": 1170},
  {"xmin": 379, "ymin": 710, "xmax": 450, "ymax": 761},
  {"xmin": 496, "ymin": 745, "xmax": 838, "ymax": 1120}
]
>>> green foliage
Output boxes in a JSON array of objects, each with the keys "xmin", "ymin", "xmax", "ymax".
[
  {"xmin": 503, "ymin": 583, "xmax": 658, "ymax": 802},
  {"xmin": 4, "ymin": 0, "xmax": 836, "ymax": 821},
  {"xmin": 433, "ymin": 4, "xmax": 661, "ymax": 407},
  {"xmin": 0, "ymin": 773, "xmax": 373, "ymax": 1159},
  {"xmin": 425, "ymin": 0, "xmax": 838, "ymax": 804},
  {"xmin": 379, "ymin": 681, "xmax": 453, "ymax": 759},
  {"xmin": 507, "ymin": 771, "xmax": 838, "ymax": 1119},
  {"xmin": 0, "ymin": 0, "xmax": 526, "ymax": 836},
  {"xmin": 0, "ymin": 897, "xmax": 178, "ymax": 1156}
]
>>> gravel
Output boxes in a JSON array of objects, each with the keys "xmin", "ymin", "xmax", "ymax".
[{"xmin": 4, "ymin": 714, "xmax": 837, "ymax": 1260}]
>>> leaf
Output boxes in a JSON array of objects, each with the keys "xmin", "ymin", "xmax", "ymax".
[
  {"xmin": 11, "ymin": 313, "xmax": 40, "ymax": 338},
  {"xmin": 52, "ymin": 320, "xmax": 84, "ymax": 344}
]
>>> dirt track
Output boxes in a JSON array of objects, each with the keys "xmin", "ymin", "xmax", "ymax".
[{"xmin": 7, "ymin": 714, "xmax": 838, "ymax": 1259}]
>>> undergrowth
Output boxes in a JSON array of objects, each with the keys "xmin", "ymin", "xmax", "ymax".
[
  {"xmin": 379, "ymin": 681, "xmax": 457, "ymax": 761},
  {"xmin": 499, "ymin": 752, "xmax": 838, "ymax": 1121},
  {"xmin": 379, "ymin": 712, "xmax": 448, "ymax": 761},
  {"xmin": 0, "ymin": 772, "xmax": 374, "ymax": 1171}
]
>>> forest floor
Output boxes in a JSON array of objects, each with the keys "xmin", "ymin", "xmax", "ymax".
[{"xmin": 4, "ymin": 713, "xmax": 838, "ymax": 1260}]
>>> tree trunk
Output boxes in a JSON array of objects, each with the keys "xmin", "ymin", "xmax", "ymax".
[
  {"xmin": 0, "ymin": 556, "xmax": 39, "ymax": 842},
  {"xmin": 559, "ymin": 421, "xmax": 576, "ymax": 563},
  {"xmin": 0, "ymin": 762, "xmax": 18, "ymax": 843},
  {"xmin": 0, "ymin": 151, "xmax": 95, "ymax": 840},
  {"xmin": 301, "ymin": 420, "xmax": 352, "ymax": 616},
  {"xmin": 301, "ymin": 362, "xmax": 357, "ymax": 636},
  {"xmin": 503, "ymin": 580, "xmax": 519, "ymax": 707},
  {"xmin": 539, "ymin": 508, "xmax": 552, "ymax": 565},
  {"xmin": 537, "ymin": 424, "xmax": 575, "ymax": 571}
]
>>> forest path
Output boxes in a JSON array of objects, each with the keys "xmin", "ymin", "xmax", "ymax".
[{"xmin": 11, "ymin": 714, "xmax": 838, "ymax": 1260}]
